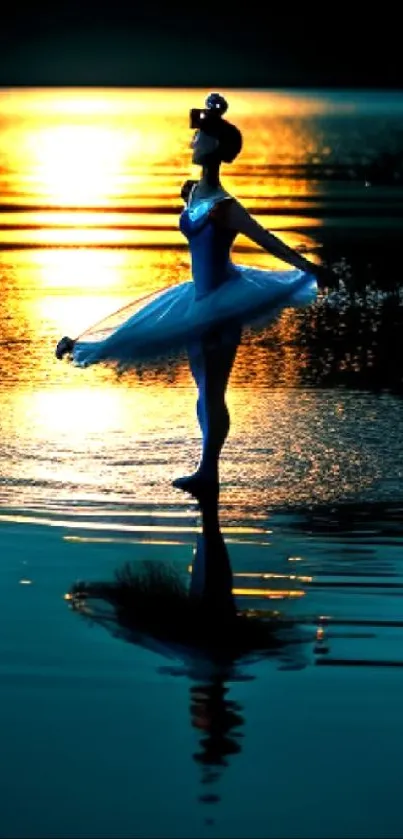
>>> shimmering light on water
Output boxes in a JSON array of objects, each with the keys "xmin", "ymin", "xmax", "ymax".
[{"xmin": 1, "ymin": 89, "xmax": 403, "ymax": 838}]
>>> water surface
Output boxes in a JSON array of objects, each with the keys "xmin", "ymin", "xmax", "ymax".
[{"xmin": 1, "ymin": 88, "xmax": 403, "ymax": 838}]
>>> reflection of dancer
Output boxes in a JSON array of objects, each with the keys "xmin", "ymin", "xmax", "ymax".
[
  {"xmin": 189, "ymin": 480, "xmax": 236, "ymax": 627},
  {"xmin": 190, "ymin": 678, "xmax": 244, "ymax": 808},
  {"xmin": 67, "ymin": 485, "xmax": 305, "ymax": 660},
  {"xmin": 66, "ymin": 487, "xmax": 309, "ymax": 811}
]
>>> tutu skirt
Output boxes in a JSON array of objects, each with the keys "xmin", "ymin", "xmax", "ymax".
[{"xmin": 72, "ymin": 264, "xmax": 318, "ymax": 368}]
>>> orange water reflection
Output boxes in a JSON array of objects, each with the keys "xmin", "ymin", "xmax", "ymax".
[
  {"xmin": 0, "ymin": 90, "xmax": 319, "ymax": 202},
  {"xmin": 3, "ymin": 88, "xmax": 381, "ymax": 511}
]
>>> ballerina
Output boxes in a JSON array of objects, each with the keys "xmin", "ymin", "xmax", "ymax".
[
  {"xmin": 172, "ymin": 93, "xmax": 335, "ymax": 494},
  {"xmin": 56, "ymin": 93, "xmax": 337, "ymax": 490}
]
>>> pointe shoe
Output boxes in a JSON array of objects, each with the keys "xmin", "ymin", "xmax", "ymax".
[
  {"xmin": 55, "ymin": 336, "xmax": 75, "ymax": 359},
  {"xmin": 172, "ymin": 471, "xmax": 219, "ymax": 498}
]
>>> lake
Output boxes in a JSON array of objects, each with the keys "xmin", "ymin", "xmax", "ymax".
[{"xmin": 1, "ymin": 88, "xmax": 403, "ymax": 838}]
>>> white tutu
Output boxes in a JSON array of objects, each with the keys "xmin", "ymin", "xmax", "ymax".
[{"xmin": 72, "ymin": 264, "xmax": 317, "ymax": 368}]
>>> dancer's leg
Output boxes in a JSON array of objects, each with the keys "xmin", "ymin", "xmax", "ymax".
[{"xmin": 173, "ymin": 327, "xmax": 241, "ymax": 495}]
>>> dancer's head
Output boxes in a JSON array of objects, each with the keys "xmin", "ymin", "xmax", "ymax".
[{"xmin": 190, "ymin": 93, "xmax": 242, "ymax": 166}]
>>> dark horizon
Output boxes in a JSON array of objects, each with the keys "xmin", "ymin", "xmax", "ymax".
[{"xmin": 1, "ymin": 3, "xmax": 402, "ymax": 89}]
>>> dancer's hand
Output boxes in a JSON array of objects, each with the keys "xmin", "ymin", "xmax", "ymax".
[
  {"xmin": 314, "ymin": 265, "xmax": 340, "ymax": 292},
  {"xmin": 55, "ymin": 336, "xmax": 75, "ymax": 359}
]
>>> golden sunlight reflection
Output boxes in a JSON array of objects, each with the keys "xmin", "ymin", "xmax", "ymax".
[
  {"xmin": 2, "ymin": 249, "xmax": 133, "ymax": 352},
  {"xmin": 29, "ymin": 248, "xmax": 128, "ymax": 288},
  {"xmin": 1, "ymin": 87, "xmax": 321, "ymax": 208},
  {"xmin": 30, "ymin": 126, "xmax": 129, "ymax": 204},
  {"xmin": 0, "ymin": 86, "xmax": 324, "ymax": 263},
  {"xmin": 27, "ymin": 388, "xmax": 124, "ymax": 437},
  {"xmin": 64, "ymin": 538, "xmax": 189, "ymax": 547},
  {"xmin": 233, "ymin": 572, "xmax": 312, "ymax": 583},
  {"xmin": 16, "ymin": 123, "xmax": 164, "ymax": 206},
  {"xmin": 64, "ymin": 584, "xmax": 306, "ymax": 601},
  {"xmin": 4, "ymin": 88, "xmax": 391, "ymax": 512},
  {"xmin": 0, "ymin": 514, "xmax": 198, "ymax": 533},
  {"xmin": 0, "ymin": 87, "xmax": 342, "ymax": 121},
  {"xmin": 1, "ymin": 211, "xmax": 173, "ymax": 229},
  {"xmin": 10, "ymin": 382, "xmax": 195, "ymax": 443},
  {"xmin": 233, "ymin": 588, "xmax": 305, "ymax": 599}
]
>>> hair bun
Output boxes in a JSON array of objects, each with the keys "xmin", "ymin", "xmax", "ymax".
[{"xmin": 205, "ymin": 92, "xmax": 228, "ymax": 117}]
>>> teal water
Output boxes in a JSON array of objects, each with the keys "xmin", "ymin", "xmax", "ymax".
[{"xmin": 1, "ymin": 89, "xmax": 403, "ymax": 838}]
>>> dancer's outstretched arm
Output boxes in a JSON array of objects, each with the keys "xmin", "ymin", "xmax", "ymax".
[{"xmin": 213, "ymin": 199, "xmax": 339, "ymax": 290}]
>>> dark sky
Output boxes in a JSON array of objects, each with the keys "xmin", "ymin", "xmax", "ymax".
[{"xmin": 0, "ymin": 2, "xmax": 401, "ymax": 89}]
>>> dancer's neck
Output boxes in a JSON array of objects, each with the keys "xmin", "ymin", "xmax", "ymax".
[{"xmin": 197, "ymin": 164, "xmax": 222, "ymax": 197}]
